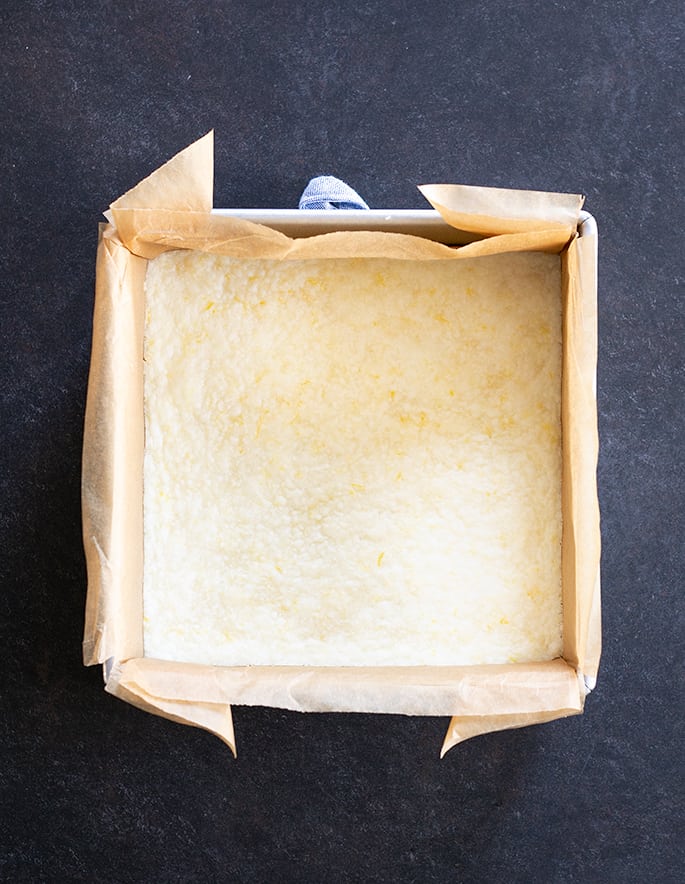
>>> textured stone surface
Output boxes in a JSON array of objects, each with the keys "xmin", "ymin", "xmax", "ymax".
[{"xmin": 1, "ymin": 1, "xmax": 683, "ymax": 881}]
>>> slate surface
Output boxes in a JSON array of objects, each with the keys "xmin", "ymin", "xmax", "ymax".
[{"xmin": 1, "ymin": 2, "xmax": 683, "ymax": 881}]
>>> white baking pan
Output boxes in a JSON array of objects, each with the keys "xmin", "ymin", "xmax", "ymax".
[{"xmin": 213, "ymin": 207, "xmax": 596, "ymax": 245}]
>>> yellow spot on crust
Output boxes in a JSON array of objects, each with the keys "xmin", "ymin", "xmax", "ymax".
[
  {"xmin": 499, "ymin": 617, "xmax": 509, "ymax": 625},
  {"xmin": 377, "ymin": 552, "xmax": 385, "ymax": 566},
  {"xmin": 400, "ymin": 411, "xmax": 428, "ymax": 427},
  {"xmin": 255, "ymin": 412, "xmax": 265, "ymax": 439},
  {"xmin": 203, "ymin": 301, "xmax": 215, "ymax": 311}
]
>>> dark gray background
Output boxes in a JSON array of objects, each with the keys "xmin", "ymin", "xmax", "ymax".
[{"xmin": 1, "ymin": 1, "xmax": 683, "ymax": 881}]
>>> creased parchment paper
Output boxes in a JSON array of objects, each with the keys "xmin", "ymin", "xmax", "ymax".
[{"xmin": 82, "ymin": 132, "xmax": 600, "ymax": 757}]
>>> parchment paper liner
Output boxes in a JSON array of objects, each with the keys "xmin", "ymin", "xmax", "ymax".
[{"xmin": 83, "ymin": 132, "xmax": 600, "ymax": 757}]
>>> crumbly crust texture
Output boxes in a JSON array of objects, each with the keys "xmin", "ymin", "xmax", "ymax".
[{"xmin": 143, "ymin": 251, "xmax": 562, "ymax": 667}]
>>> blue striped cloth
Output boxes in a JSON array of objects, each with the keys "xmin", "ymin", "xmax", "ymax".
[{"xmin": 298, "ymin": 176, "xmax": 370, "ymax": 210}]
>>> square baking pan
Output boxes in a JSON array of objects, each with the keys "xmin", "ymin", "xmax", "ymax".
[{"xmin": 82, "ymin": 134, "xmax": 600, "ymax": 756}]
